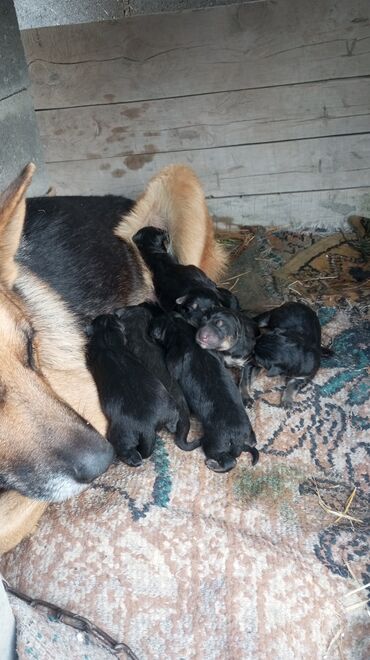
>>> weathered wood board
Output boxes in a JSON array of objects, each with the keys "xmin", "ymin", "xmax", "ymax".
[
  {"xmin": 22, "ymin": 0, "xmax": 370, "ymax": 109},
  {"xmin": 46, "ymin": 134, "xmax": 370, "ymax": 198},
  {"xmin": 208, "ymin": 189, "xmax": 370, "ymax": 228},
  {"xmin": 37, "ymin": 77, "xmax": 370, "ymax": 163}
]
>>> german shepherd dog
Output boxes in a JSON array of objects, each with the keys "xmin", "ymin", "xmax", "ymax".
[{"xmin": 0, "ymin": 164, "xmax": 227, "ymax": 553}]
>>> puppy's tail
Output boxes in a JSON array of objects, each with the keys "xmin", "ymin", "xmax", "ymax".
[
  {"xmin": 114, "ymin": 165, "xmax": 228, "ymax": 281},
  {"xmin": 174, "ymin": 412, "xmax": 201, "ymax": 452}
]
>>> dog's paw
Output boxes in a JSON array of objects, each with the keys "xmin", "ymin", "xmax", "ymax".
[
  {"xmin": 205, "ymin": 456, "xmax": 237, "ymax": 473},
  {"xmin": 120, "ymin": 449, "xmax": 143, "ymax": 467}
]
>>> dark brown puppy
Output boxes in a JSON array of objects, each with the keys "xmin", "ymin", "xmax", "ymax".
[
  {"xmin": 150, "ymin": 313, "xmax": 259, "ymax": 472},
  {"xmin": 133, "ymin": 226, "xmax": 219, "ymax": 311},
  {"xmin": 196, "ymin": 308, "xmax": 258, "ymax": 368}
]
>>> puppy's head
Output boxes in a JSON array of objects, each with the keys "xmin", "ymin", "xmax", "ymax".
[
  {"xmin": 216, "ymin": 287, "xmax": 241, "ymax": 311},
  {"xmin": 132, "ymin": 226, "xmax": 169, "ymax": 254},
  {"xmin": 196, "ymin": 309, "xmax": 242, "ymax": 351},
  {"xmin": 253, "ymin": 330, "xmax": 289, "ymax": 369},
  {"xmin": 86, "ymin": 314, "xmax": 125, "ymax": 351},
  {"xmin": 176, "ymin": 287, "xmax": 222, "ymax": 327}
]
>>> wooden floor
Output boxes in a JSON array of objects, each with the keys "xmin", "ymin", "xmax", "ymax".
[{"xmin": 21, "ymin": 0, "xmax": 370, "ymax": 226}]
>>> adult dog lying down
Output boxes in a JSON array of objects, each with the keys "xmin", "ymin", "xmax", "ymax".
[{"xmin": 0, "ymin": 163, "xmax": 227, "ymax": 553}]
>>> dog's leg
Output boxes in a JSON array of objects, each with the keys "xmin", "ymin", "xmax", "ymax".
[
  {"xmin": 0, "ymin": 492, "xmax": 47, "ymax": 554},
  {"xmin": 139, "ymin": 433, "xmax": 156, "ymax": 460},
  {"xmin": 240, "ymin": 364, "xmax": 260, "ymax": 406},
  {"xmin": 108, "ymin": 423, "xmax": 142, "ymax": 467},
  {"xmin": 281, "ymin": 377, "xmax": 310, "ymax": 408}
]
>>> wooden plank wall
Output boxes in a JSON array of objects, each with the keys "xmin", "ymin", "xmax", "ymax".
[{"xmin": 21, "ymin": 0, "xmax": 370, "ymax": 227}]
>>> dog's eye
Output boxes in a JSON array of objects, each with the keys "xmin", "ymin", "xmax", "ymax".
[{"xmin": 24, "ymin": 328, "xmax": 36, "ymax": 370}]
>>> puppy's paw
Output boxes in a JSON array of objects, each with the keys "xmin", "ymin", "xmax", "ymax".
[
  {"xmin": 281, "ymin": 397, "xmax": 294, "ymax": 409},
  {"xmin": 205, "ymin": 455, "xmax": 237, "ymax": 473},
  {"xmin": 120, "ymin": 449, "xmax": 143, "ymax": 467}
]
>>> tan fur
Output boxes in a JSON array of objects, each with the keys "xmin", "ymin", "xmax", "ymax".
[
  {"xmin": 0, "ymin": 164, "xmax": 35, "ymax": 287},
  {"xmin": 0, "ymin": 493, "xmax": 47, "ymax": 554},
  {"xmin": 0, "ymin": 163, "xmax": 227, "ymax": 554},
  {"xmin": 115, "ymin": 164, "xmax": 228, "ymax": 280}
]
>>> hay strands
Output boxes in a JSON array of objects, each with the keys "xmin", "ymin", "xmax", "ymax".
[{"xmin": 311, "ymin": 480, "xmax": 364, "ymax": 526}]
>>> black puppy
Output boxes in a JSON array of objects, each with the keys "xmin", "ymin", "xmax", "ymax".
[
  {"xmin": 176, "ymin": 286, "xmax": 240, "ymax": 327},
  {"xmin": 114, "ymin": 303, "xmax": 199, "ymax": 452},
  {"xmin": 86, "ymin": 314, "xmax": 189, "ymax": 467},
  {"xmin": 150, "ymin": 313, "xmax": 259, "ymax": 472},
  {"xmin": 245, "ymin": 302, "xmax": 327, "ymax": 407},
  {"xmin": 133, "ymin": 226, "xmax": 218, "ymax": 311},
  {"xmin": 196, "ymin": 308, "xmax": 257, "ymax": 368}
]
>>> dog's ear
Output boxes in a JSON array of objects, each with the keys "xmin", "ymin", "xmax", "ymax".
[
  {"xmin": 84, "ymin": 322, "xmax": 94, "ymax": 337},
  {"xmin": 149, "ymin": 318, "xmax": 166, "ymax": 343},
  {"xmin": 0, "ymin": 164, "xmax": 35, "ymax": 288},
  {"xmin": 114, "ymin": 307, "xmax": 125, "ymax": 319}
]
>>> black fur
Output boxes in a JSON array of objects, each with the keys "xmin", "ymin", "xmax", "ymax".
[
  {"xmin": 176, "ymin": 286, "xmax": 240, "ymax": 327},
  {"xmin": 133, "ymin": 226, "xmax": 218, "ymax": 311},
  {"xmin": 114, "ymin": 303, "xmax": 199, "ymax": 452},
  {"xmin": 18, "ymin": 195, "xmax": 145, "ymax": 322},
  {"xmin": 196, "ymin": 308, "xmax": 257, "ymax": 367},
  {"xmin": 150, "ymin": 314, "xmax": 259, "ymax": 472},
  {"xmin": 247, "ymin": 302, "xmax": 325, "ymax": 407},
  {"xmin": 86, "ymin": 314, "xmax": 183, "ymax": 466}
]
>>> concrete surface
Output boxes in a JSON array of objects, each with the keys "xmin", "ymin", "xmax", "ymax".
[
  {"xmin": 14, "ymin": 0, "xmax": 254, "ymax": 29},
  {"xmin": 0, "ymin": 0, "xmax": 47, "ymax": 194}
]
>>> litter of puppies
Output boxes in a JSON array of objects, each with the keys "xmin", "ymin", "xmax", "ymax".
[{"xmin": 85, "ymin": 227, "xmax": 333, "ymax": 473}]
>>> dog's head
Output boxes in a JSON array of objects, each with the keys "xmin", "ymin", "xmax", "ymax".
[
  {"xmin": 196, "ymin": 309, "xmax": 256, "ymax": 356},
  {"xmin": 176, "ymin": 286, "xmax": 240, "ymax": 327},
  {"xmin": 196, "ymin": 309, "xmax": 242, "ymax": 351},
  {"xmin": 0, "ymin": 166, "xmax": 114, "ymax": 501},
  {"xmin": 176, "ymin": 287, "xmax": 222, "ymax": 326},
  {"xmin": 132, "ymin": 226, "xmax": 169, "ymax": 254}
]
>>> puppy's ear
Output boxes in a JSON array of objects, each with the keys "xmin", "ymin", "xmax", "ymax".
[
  {"xmin": 114, "ymin": 307, "xmax": 125, "ymax": 319},
  {"xmin": 84, "ymin": 322, "xmax": 94, "ymax": 337},
  {"xmin": 149, "ymin": 318, "xmax": 166, "ymax": 343}
]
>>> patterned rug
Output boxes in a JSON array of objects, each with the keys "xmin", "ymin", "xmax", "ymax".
[{"xmin": 1, "ymin": 227, "xmax": 369, "ymax": 660}]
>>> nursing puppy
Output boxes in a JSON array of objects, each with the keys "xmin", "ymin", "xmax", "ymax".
[
  {"xmin": 176, "ymin": 286, "xmax": 240, "ymax": 327},
  {"xmin": 150, "ymin": 314, "xmax": 259, "ymax": 472},
  {"xmin": 86, "ymin": 314, "xmax": 184, "ymax": 466},
  {"xmin": 114, "ymin": 303, "xmax": 199, "ymax": 452},
  {"xmin": 246, "ymin": 302, "xmax": 326, "ymax": 407},
  {"xmin": 133, "ymin": 226, "xmax": 218, "ymax": 311},
  {"xmin": 196, "ymin": 308, "xmax": 258, "ymax": 368}
]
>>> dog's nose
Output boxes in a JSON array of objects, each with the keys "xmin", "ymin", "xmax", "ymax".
[
  {"xmin": 70, "ymin": 435, "xmax": 114, "ymax": 483},
  {"xmin": 196, "ymin": 327, "xmax": 216, "ymax": 348}
]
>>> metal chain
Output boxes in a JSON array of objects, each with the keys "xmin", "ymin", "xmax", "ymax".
[{"xmin": 3, "ymin": 579, "xmax": 140, "ymax": 660}]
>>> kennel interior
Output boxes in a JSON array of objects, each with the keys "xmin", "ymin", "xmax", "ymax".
[{"xmin": 0, "ymin": 0, "xmax": 369, "ymax": 658}]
